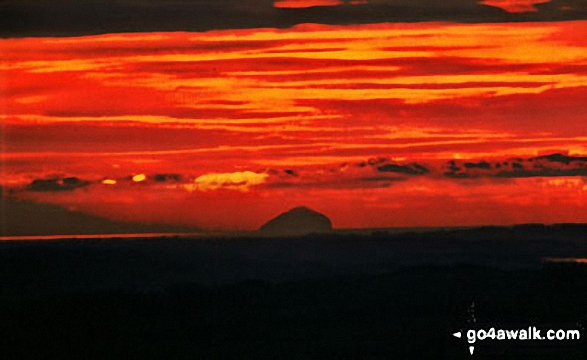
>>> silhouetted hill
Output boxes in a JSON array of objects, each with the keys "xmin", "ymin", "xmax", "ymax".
[{"xmin": 259, "ymin": 206, "xmax": 332, "ymax": 236}]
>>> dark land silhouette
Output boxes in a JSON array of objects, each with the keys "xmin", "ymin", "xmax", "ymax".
[
  {"xmin": 259, "ymin": 206, "xmax": 333, "ymax": 236},
  {"xmin": 0, "ymin": 198, "xmax": 200, "ymax": 237},
  {"xmin": 2, "ymin": 224, "xmax": 587, "ymax": 359}
]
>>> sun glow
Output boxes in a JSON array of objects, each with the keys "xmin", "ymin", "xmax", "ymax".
[{"xmin": 132, "ymin": 174, "xmax": 147, "ymax": 182}]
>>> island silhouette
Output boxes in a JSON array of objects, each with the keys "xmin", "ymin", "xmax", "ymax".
[{"xmin": 259, "ymin": 206, "xmax": 333, "ymax": 236}]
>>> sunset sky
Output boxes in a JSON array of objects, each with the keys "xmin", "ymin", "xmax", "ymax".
[{"xmin": 1, "ymin": 0, "xmax": 587, "ymax": 235}]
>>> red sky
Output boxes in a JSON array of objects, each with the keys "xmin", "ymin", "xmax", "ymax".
[{"xmin": 2, "ymin": 19, "xmax": 587, "ymax": 233}]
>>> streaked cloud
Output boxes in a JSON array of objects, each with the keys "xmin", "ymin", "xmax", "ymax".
[{"xmin": 2, "ymin": 21, "xmax": 587, "ymax": 231}]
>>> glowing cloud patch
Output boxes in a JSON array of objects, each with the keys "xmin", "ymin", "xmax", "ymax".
[
  {"xmin": 132, "ymin": 174, "xmax": 147, "ymax": 182},
  {"xmin": 192, "ymin": 171, "xmax": 269, "ymax": 191}
]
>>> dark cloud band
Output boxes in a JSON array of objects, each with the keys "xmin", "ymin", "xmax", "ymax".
[{"xmin": 1, "ymin": 0, "xmax": 587, "ymax": 37}]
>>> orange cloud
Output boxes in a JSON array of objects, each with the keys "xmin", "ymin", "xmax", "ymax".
[{"xmin": 191, "ymin": 171, "xmax": 269, "ymax": 192}]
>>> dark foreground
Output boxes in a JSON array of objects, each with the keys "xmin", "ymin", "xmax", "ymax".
[{"xmin": 1, "ymin": 224, "xmax": 587, "ymax": 359}]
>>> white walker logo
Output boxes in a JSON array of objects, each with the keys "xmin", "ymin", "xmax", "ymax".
[
  {"xmin": 452, "ymin": 327, "xmax": 581, "ymax": 355},
  {"xmin": 451, "ymin": 303, "xmax": 583, "ymax": 355},
  {"xmin": 467, "ymin": 327, "xmax": 546, "ymax": 342}
]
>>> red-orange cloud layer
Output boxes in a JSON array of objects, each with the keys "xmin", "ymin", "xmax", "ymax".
[{"xmin": 1, "ymin": 21, "xmax": 587, "ymax": 232}]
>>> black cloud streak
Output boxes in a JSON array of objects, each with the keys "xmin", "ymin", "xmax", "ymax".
[
  {"xmin": 10, "ymin": 153, "xmax": 587, "ymax": 196},
  {"xmin": 1, "ymin": 0, "xmax": 586, "ymax": 37},
  {"xmin": 444, "ymin": 153, "xmax": 587, "ymax": 179},
  {"xmin": 377, "ymin": 163, "xmax": 429, "ymax": 175},
  {"xmin": 27, "ymin": 177, "xmax": 90, "ymax": 192}
]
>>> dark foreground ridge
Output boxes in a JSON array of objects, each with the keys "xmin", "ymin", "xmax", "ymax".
[
  {"xmin": 259, "ymin": 206, "xmax": 332, "ymax": 236},
  {"xmin": 2, "ymin": 224, "xmax": 587, "ymax": 359}
]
